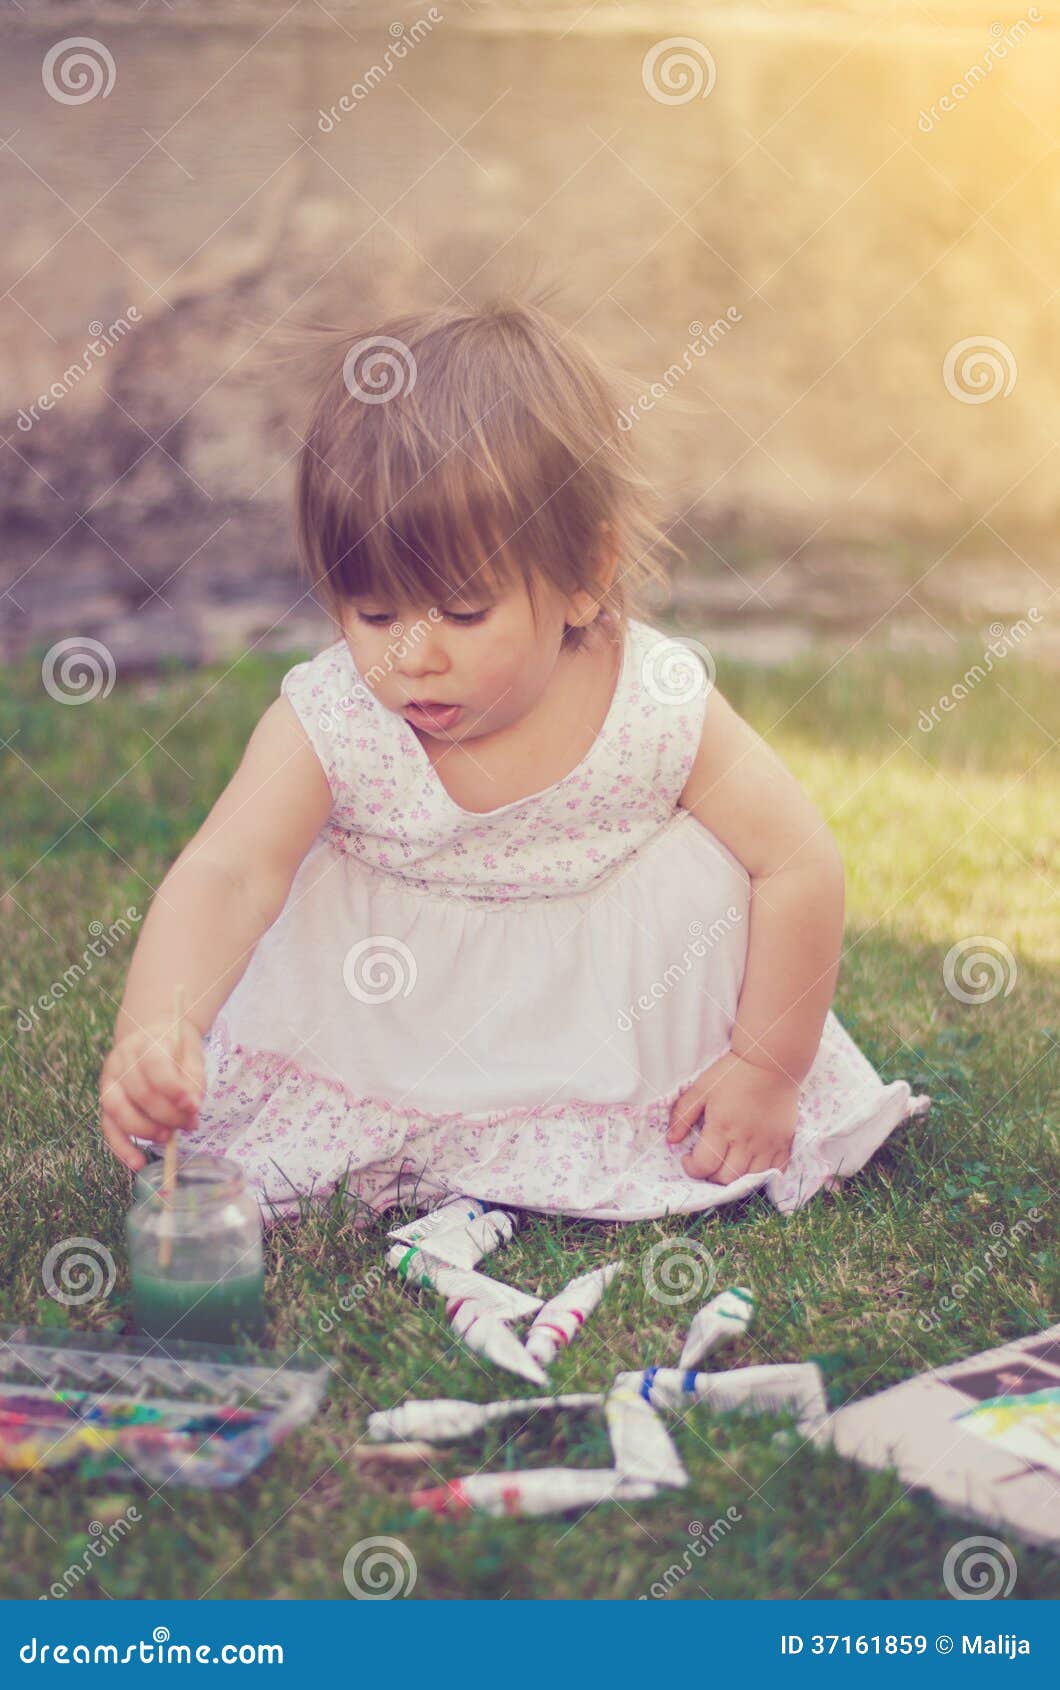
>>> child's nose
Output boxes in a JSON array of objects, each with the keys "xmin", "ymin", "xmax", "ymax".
[{"xmin": 400, "ymin": 642, "xmax": 450, "ymax": 680}]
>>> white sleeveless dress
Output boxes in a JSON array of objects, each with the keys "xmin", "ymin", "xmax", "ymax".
[{"xmin": 171, "ymin": 615, "xmax": 931, "ymax": 1222}]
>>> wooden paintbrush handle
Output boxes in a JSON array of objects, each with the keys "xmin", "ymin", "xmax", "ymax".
[{"xmin": 157, "ymin": 984, "xmax": 186, "ymax": 1270}]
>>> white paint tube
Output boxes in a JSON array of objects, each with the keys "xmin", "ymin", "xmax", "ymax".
[
  {"xmin": 411, "ymin": 1467, "xmax": 661, "ymax": 1517},
  {"xmin": 524, "ymin": 1262, "xmax": 623, "ymax": 1367},
  {"xmin": 366, "ymin": 1392, "xmax": 605, "ymax": 1444},
  {"xmin": 678, "ymin": 1285, "xmax": 754, "ymax": 1370},
  {"xmin": 604, "ymin": 1380, "xmax": 689, "ymax": 1488}
]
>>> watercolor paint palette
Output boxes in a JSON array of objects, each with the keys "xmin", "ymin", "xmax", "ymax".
[{"xmin": 0, "ymin": 1324, "xmax": 329, "ymax": 1489}]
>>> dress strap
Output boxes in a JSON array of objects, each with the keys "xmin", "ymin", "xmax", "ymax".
[
  {"xmin": 279, "ymin": 638, "xmax": 372, "ymax": 802},
  {"xmin": 619, "ymin": 619, "xmax": 713, "ymax": 810}
]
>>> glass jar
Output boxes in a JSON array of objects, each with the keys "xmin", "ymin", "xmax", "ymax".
[{"xmin": 127, "ymin": 1154, "xmax": 265, "ymax": 1345}]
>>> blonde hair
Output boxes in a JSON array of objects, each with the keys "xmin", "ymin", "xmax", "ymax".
[{"xmin": 294, "ymin": 294, "xmax": 680, "ymax": 653}]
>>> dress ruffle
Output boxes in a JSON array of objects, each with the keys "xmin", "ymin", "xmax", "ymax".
[{"xmin": 174, "ymin": 1008, "xmax": 932, "ymax": 1223}]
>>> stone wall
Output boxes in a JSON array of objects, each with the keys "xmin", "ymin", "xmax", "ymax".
[{"xmin": 2, "ymin": 1, "xmax": 1056, "ymax": 664}]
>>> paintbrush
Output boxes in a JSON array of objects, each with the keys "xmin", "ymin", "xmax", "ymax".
[{"xmin": 157, "ymin": 984, "xmax": 186, "ymax": 1271}]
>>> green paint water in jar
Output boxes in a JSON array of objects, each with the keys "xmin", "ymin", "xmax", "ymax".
[{"xmin": 127, "ymin": 1154, "xmax": 265, "ymax": 1344}]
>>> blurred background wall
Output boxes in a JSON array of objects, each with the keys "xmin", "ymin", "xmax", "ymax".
[{"xmin": 2, "ymin": 0, "xmax": 1057, "ymax": 669}]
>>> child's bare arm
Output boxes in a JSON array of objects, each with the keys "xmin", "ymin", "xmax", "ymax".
[
  {"xmin": 100, "ymin": 697, "xmax": 333, "ymax": 1169},
  {"xmin": 670, "ymin": 687, "xmax": 845, "ymax": 1182},
  {"xmin": 677, "ymin": 686, "xmax": 845, "ymax": 1084}
]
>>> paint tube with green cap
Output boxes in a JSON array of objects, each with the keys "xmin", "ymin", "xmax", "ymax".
[
  {"xmin": 385, "ymin": 1243, "xmax": 542, "ymax": 1321},
  {"xmin": 678, "ymin": 1285, "xmax": 753, "ymax": 1370}
]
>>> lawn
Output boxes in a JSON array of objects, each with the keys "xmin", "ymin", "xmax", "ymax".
[{"xmin": 1, "ymin": 632, "xmax": 1057, "ymax": 1600}]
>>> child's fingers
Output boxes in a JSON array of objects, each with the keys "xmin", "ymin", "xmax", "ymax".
[
  {"xmin": 99, "ymin": 1109, "xmax": 147, "ymax": 1172},
  {"xmin": 123, "ymin": 1062, "xmax": 194, "ymax": 1128},
  {"xmin": 99, "ymin": 1084, "xmax": 177, "ymax": 1171},
  {"xmin": 666, "ymin": 1055, "xmax": 735, "ymax": 1144},
  {"xmin": 137, "ymin": 1041, "xmax": 196, "ymax": 1107},
  {"xmin": 713, "ymin": 1139, "xmax": 755, "ymax": 1182},
  {"xmin": 666, "ymin": 1079, "xmax": 708, "ymax": 1144},
  {"xmin": 679, "ymin": 1114, "xmax": 732, "ymax": 1181},
  {"xmin": 747, "ymin": 1134, "xmax": 793, "ymax": 1176},
  {"xmin": 100, "ymin": 1082, "xmax": 176, "ymax": 1146},
  {"xmin": 683, "ymin": 1143, "xmax": 750, "ymax": 1184}
]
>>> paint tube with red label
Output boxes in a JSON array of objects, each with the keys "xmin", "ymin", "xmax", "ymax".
[
  {"xmin": 524, "ymin": 1262, "xmax": 623, "ymax": 1367},
  {"xmin": 445, "ymin": 1297, "xmax": 548, "ymax": 1387},
  {"xmin": 412, "ymin": 1467, "xmax": 661, "ymax": 1518}
]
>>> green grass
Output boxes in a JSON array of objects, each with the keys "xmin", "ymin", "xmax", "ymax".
[{"xmin": 0, "ymin": 638, "xmax": 1057, "ymax": 1600}]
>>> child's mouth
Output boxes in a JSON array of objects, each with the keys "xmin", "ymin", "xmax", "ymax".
[{"xmin": 405, "ymin": 701, "xmax": 462, "ymax": 732}]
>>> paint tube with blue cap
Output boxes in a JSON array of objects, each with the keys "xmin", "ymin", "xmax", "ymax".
[
  {"xmin": 386, "ymin": 1195, "xmax": 490, "ymax": 1247},
  {"xmin": 604, "ymin": 1378, "xmax": 689, "ymax": 1488},
  {"xmin": 612, "ymin": 1362, "xmax": 828, "ymax": 1432},
  {"xmin": 390, "ymin": 1209, "xmax": 517, "ymax": 1272}
]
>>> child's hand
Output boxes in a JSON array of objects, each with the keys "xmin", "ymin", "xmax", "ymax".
[
  {"xmin": 666, "ymin": 1050, "xmax": 799, "ymax": 1183},
  {"xmin": 98, "ymin": 1020, "xmax": 205, "ymax": 1172}
]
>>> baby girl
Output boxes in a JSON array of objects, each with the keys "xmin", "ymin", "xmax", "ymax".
[{"xmin": 98, "ymin": 297, "xmax": 929, "ymax": 1222}]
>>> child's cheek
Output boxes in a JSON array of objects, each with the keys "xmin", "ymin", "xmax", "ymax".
[{"xmin": 473, "ymin": 642, "xmax": 524, "ymax": 705}]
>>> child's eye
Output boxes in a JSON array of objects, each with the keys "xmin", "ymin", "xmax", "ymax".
[
  {"xmin": 357, "ymin": 608, "xmax": 489, "ymax": 626},
  {"xmin": 355, "ymin": 608, "xmax": 490, "ymax": 635}
]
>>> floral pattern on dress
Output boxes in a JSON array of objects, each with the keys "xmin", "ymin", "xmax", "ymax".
[
  {"xmin": 154, "ymin": 613, "xmax": 933, "ymax": 1222},
  {"xmin": 279, "ymin": 615, "xmax": 709, "ymax": 902}
]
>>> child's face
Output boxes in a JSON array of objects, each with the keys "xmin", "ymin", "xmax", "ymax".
[{"xmin": 339, "ymin": 573, "xmax": 594, "ymax": 743}]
